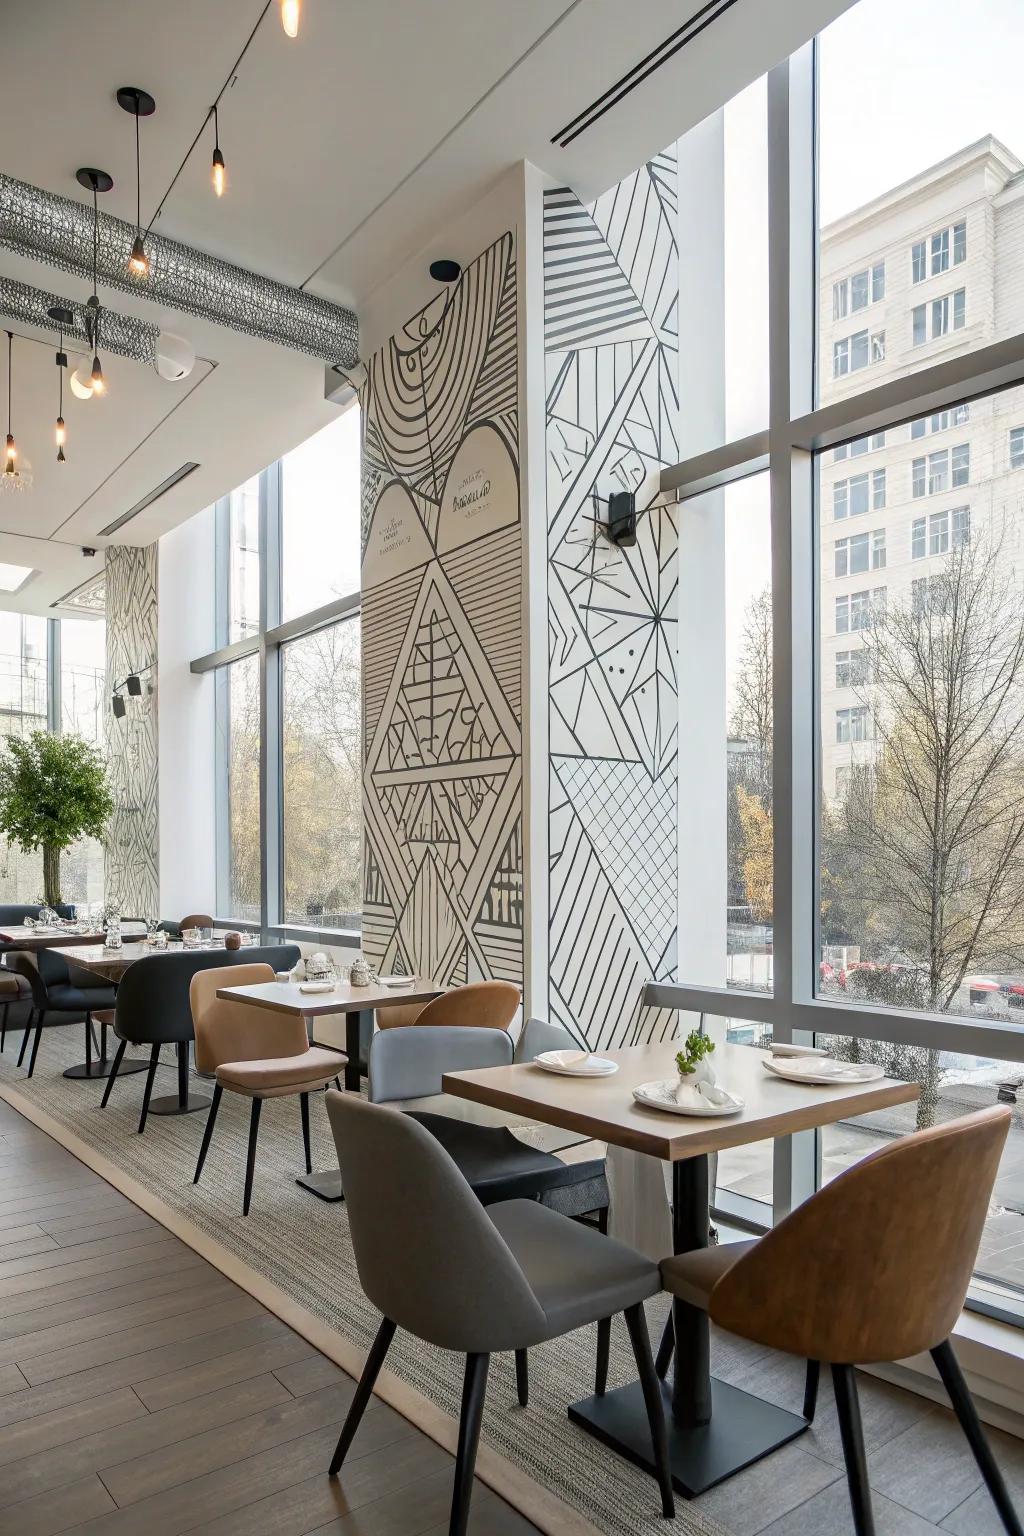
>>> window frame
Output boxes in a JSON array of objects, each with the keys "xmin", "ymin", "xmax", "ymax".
[
  {"xmin": 192, "ymin": 404, "xmax": 363, "ymax": 949},
  {"xmin": 652, "ymin": 47, "xmax": 1024, "ymax": 1254}
]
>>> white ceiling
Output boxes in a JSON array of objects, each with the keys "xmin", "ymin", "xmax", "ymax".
[{"xmin": 0, "ymin": 0, "xmax": 855, "ymax": 615}]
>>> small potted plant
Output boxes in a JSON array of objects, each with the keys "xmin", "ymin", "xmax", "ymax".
[{"xmin": 675, "ymin": 1026, "xmax": 716, "ymax": 1088}]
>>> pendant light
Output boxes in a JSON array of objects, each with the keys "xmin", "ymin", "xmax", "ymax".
[
  {"xmin": 3, "ymin": 332, "xmax": 16, "ymax": 479},
  {"xmin": 281, "ymin": 0, "xmax": 300, "ymax": 36},
  {"xmin": 47, "ymin": 307, "xmax": 73, "ymax": 463},
  {"xmin": 117, "ymin": 87, "xmax": 156, "ymax": 277},
  {"xmin": 211, "ymin": 104, "xmax": 226, "ymax": 197},
  {"xmin": 75, "ymin": 168, "xmax": 113, "ymax": 396}
]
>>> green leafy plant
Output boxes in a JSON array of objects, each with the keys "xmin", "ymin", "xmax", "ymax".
[
  {"xmin": 0, "ymin": 731, "xmax": 113, "ymax": 906},
  {"xmin": 675, "ymin": 1027, "xmax": 716, "ymax": 1077}
]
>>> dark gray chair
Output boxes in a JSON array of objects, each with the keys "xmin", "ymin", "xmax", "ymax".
[
  {"xmin": 101, "ymin": 943, "xmax": 301, "ymax": 1133},
  {"xmin": 7, "ymin": 948, "xmax": 116, "ymax": 1079},
  {"xmin": 324, "ymin": 1092, "xmax": 674, "ymax": 1535}
]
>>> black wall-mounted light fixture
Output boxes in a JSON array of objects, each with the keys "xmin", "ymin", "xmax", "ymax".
[
  {"xmin": 117, "ymin": 87, "xmax": 156, "ymax": 277},
  {"xmin": 111, "ymin": 693, "xmax": 127, "ymax": 719},
  {"xmin": 125, "ymin": 673, "xmax": 143, "ymax": 696},
  {"xmin": 111, "ymin": 662, "xmax": 154, "ymax": 716},
  {"xmin": 606, "ymin": 489, "xmax": 637, "ymax": 547}
]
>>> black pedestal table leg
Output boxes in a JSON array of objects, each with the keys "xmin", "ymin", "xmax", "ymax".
[
  {"xmin": 344, "ymin": 1010, "xmax": 360, "ymax": 1091},
  {"xmin": 671, "ymin": 1154, "xmax": 712, "ymax": 1425},
  {"xmin": 148, "ymin": 1039, "xmax": 211, "ymax": 1115},
  {"xmin": 300, "ymin": 1092, "xmax": 312, "ymax": 1174}
]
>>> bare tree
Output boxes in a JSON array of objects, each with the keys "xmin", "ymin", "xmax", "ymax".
[
  {"xmin": 730, "ymin": 585, "xmax": 773, "ymax": 795},
  {"xmin": 829, "ymin": 533, "xmax": 1024, "ymax": 1124}
]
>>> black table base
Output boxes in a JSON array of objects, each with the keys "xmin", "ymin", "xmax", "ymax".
[
  {"xmin": 295, "ymin": 1169, "xmax": 345, "ymax": 1201},
  {"xmin": 568, "ymin": 1150, "xmax": 808, "ymax": 1499},
  {"xmin": 149, "ymin": 1092, "xmax": 212, "ymax": 1116},
  {"xmin": 63, "ymin": 1057, "xmax": 149, "ymax": 1081},
  {"xmin": 569, "ymin": 1376, "xmax": 808, "ymax": 1498}
]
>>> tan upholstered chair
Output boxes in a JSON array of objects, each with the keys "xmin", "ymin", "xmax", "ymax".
[
  {"xmin": 412, "ymin": 980, "xmax": 520, "ymax": 1030},
  {"xmin": 190, "ymin": 963, "xmax": 342, "ymax": 1215},
  {"xmin": 660, "ymin": 1107, "xmax": 1020, "ymax": 1536},
  {"xmin": 374, "ymin": 1000, "xmax": 428, "ymax": 1030}
]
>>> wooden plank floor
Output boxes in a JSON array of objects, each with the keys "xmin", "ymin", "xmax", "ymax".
[{"xmin": 0, "ymin": 1096, "xmax": 539, "ymax": 1536}]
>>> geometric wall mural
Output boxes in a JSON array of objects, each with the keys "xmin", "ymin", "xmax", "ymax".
[
  {"xmin": 545, "ymin": 153, "xmax": 680, "ymax": 1050},
  {"xmin": 361, "ymin": 232, "xmax": 522, "ymax": 988},
  {"xmin": 104, "ymin": 544, "xmax": 159, "ymax": 917}
]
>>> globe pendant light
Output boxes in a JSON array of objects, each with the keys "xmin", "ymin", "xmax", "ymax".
[
  {"xmin": 75, "ymin": 168, "xmax": 113, "ymax": 396},
  {"xmin": 117, "ymin": 87, "xmax": 156, "ymax": 276},
  {"xmin": 47, "ymin": 307, "xmax": 73, "ymax": 463}
]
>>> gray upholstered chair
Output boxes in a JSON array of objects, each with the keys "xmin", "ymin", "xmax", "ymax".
[{"xmin": 324, "ymin": 1091, "xmax": 673, "ymax": 1534}]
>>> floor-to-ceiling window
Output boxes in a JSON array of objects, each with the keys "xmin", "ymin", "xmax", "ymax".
[
  {"xmin": 196, "ymin": 406, "xmax": 362, "ymax": 941},
  {"xmin": 57, "ymin": 615, "xmax": 106, "ymax": 905},
  {"xmin": 663, "ymin": 0, "xmax": 1024, "ymax": 1321}
]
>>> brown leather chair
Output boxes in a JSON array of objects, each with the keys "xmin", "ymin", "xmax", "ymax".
[
  {"xmin": 660, "ymin": 1107, "xmax": 1020, "ymax": 1536},
  {"xmin": 180, "ymin": 913, "xmax": 214, "ymax": 931},
  {"xmin": 412, "ymin": 981, "xmax": 520, "ymax": 1030},
  {"xmin": 374, "ymin": 1000, "xmax": 428, "ymax": 1030},
  {"xmin": 190, "ymin": 963, "xmax": 343, "ymax": 1215}
]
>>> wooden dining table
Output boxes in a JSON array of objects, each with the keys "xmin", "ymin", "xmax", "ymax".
[
  {"xmin": 443, "ymin": 1039, "xmax": 920, "ymax": 1499},
  {"xmin": 0, "ymin": 926, "xmax": 108, "ymax": 951},
  {"xmin": 216, "ymin": 976, "xmax": 442, "ymax": 1199}
]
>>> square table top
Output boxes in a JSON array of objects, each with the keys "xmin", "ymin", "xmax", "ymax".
[
  {"xmin": 216, "ymin": 977, "xmax": 442, "ymax": 1016},
  {"xmin": 51, "ymin": 937, "xmax": 261, "ymax": 981},
  {"xmin": 0, "ymin": 927, "xmax": 107, "ymax": 951},
  {"xmin": 442, "ymin": 1040, "xmax": 920, "ymax": 1161}
]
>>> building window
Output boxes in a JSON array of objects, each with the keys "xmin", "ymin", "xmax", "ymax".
[
  {"xmin": 912, "ymin": 443, "xmax": 969, "ymax": 498},
  {"xmin": 835, "ymin": 531, "xmax": 870, "ymax": 577},
  {"xmin": 871, "ymin": 529, "xmax": 886, "ymax": 569},
  {"xmin": 832, "ymin": 261, "xmax": 885, "ymax": 319},
  {"xmin": 833, "ymin": 328, "xmax": 885, "ymax": 378},
  {"xmin": 835, "ymin": 588, "xmax": 880, "ymax": 634},
  {"xmin": 912, "ymin": 288, "xmax": 966, "ymax": 346},
  {"xmin": 912, "ymin": 573, "xmax": 951, "ymax": 616},
  {"xmin": 216, "ymin": 653, "xmax": 261, "ymax": 922},
  {"xmin": 910, "ymin": 404, "xmax": 970, "ymax": 439},
  {"xmin": 834, "ymin": 432, "xmax": 885, "ymax": 461},
  {"xmin": 1011, "ymin": 426, "xmax": 1024, "ymax": 470},
  {"xmin": 836, "ymin": 648, "xmax": 870, "ymax": 688},
  {"xmin": 952, "ymin": 505, "xmax": 971, "ymax": 546},
  {"xmin": 912, "ymin": 221, "xmax": 967, "ymax": 283},
  {"xmin": 836, "ymin": 705, "xmax": 870, "ymax": 744}
]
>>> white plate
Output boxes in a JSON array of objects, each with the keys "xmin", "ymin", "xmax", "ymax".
[
  {"xmin": 762, "ymin": 1056, "xmax": 884, "ymax": 1085},
  {"xmin": 377, "ymin": 974, "xmax": 415, "ymax": 988},
  {"xmin": 533, "ymin": 1050, "xmax": 618, "ymax": 1077},
  {"xmin": 633, "ymin": 1079, "xmax": 744, "ymax": 1116},
  {"xmin": 299, "ymin": 981, "xmax": 336, "ymax": 994}
]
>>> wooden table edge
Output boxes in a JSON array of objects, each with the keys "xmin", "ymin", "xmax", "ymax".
[
  {"xmin": 440, "ymin": 1071, "xmax": 922, "ymax": 1160},
  {"xmin": 215, "ymin": 984, "xmax": 442, "ymax": 1014}
]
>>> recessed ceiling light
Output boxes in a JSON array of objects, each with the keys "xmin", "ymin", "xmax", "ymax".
[{"xmin": 0, "ymin": 563, "xmax": 34, "ymax": 592}]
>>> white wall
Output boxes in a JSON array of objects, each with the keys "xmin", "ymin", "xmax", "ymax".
[{"xmin": 157, "ymin": 507, "xmax": 216, "ymax": 923}]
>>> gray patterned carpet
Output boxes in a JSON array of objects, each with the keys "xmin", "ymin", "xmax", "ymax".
[{"xmin": 0, "ymin": 1021, "xmax": 729, "ymax": 1536}]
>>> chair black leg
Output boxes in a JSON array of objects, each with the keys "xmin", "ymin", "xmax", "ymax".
[
  {"xmin": 242, "ymin": 1098, "xmax": 263, "ymax": 1216},
  {"xmin": 193, "ymin": 1083, "xmax": 224, "ymax": 1185},
  {"xmin": 17, "ymin": 1009, "xmax": 33, "ymax": 1068},
  {"xmin": 99, "ymin": 1018, "xmax": 108, "ymax": 1065},
  {"xmin": 101, "ymin": 1039, "xmax": 127, "ymax": 1107},
  {"xmin": 334, "ymin": 1076, "xmax": 342, "ymax": 1092},
  {"xmin": 514, "ymin": 1348, "xmax": 529, "ymax": 1408},
  {"xmin": 300, "ymin": 1092, "xmax": 312, "ymax": 1175},
  {"xmin": 832, "ymin": 1364, "xmax": 876, "ymax": 1536},
  {"xmin": 655, "ymin": 1312, "xmax": 674, "ymax": 1380},
  {"xmin": 804, "ymin": 1359, "xmax": 821, "ymax": 1421},
  {"xmin": 85, "ymin": 1014, "xmax": 92, "ymax": 1074},
  {"xmin": 26, "ymin": 1010, "xmax": 45, "ymax": 1078},
  {"xmin": 1, "ymin": 999, "xmax": 8, "ymax": 1051},
  {"xmin": 450, "ymin": 1352, "xmax": 490, "ymax": 1536},
  {"xmin": 932, "ymin": 1339, "xmax": 1023, "ymax": 1536},
  {"xmin": 329, "ymin": 1316, "xmax": 397, "ymax": 1475},
  {"xmin": 595, "ymin": 1316, "xmax": 611, "ymax": 1395},
  {"xmin": 623, "ymin": 1302, "xmax": 674, "ymax": 1518},
  {"xmin": 138, "ymin": 1045, "xmax": 161, "ymax": 1134}
]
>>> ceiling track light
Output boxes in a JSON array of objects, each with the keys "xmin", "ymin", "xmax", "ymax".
[
  {"xmin": 280, "ymin": 0, "xmax": 300, "ymax": 36},
  {"xmin": 211, "ymin": 104, "xmax": 226, "ymax": 198},
  {"xmin": 76, "ymin": 168, "xmax": 113, "ymax": 397},
  {"xmin": 117, "ymin": 87, "xmax": 155, "ymax": 277},
  {"xmin": 47, "ymin": 305, "xmax": 73, "ymax": 463}
]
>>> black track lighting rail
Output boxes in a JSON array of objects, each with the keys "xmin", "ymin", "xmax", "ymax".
[{"xmin": 143, "ymin": 0, "xmax": 273, "ymax": 237}]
